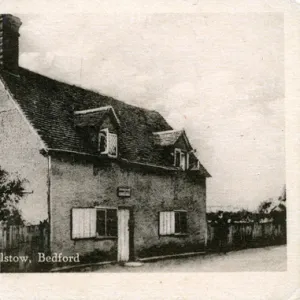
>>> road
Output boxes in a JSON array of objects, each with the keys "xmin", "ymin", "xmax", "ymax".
[{"xmin": 93, "ymin": 245, "xmax": 286, "ymax": 272}]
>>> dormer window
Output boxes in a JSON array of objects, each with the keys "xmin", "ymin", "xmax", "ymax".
[
  {"xmin": 174, "ymin": 148, "xmax": 189, "ymax": 170},
  {"xmin": 98, "ymin": 128, "xmax": 118, "ymax": 158},
  {"xmin": 74, "ymin": 106, "xmax": 120, "ymax": 158},
  {"xmin": 153, "ymin": 129, "xmax": 193, "ymax": 170}
]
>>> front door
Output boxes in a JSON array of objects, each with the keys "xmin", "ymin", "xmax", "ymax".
[{"xmin": 118, "ymin": 208, "xmax": 130, "ymax": 262}]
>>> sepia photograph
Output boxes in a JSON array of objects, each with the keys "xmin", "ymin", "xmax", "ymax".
[{"xmin": 0, "ymin": 12, "xmax": 286, "ymax": 274}]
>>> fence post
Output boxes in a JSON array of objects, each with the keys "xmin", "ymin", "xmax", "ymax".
[{"xmin": 228, "ymin": 225, "xmax": 233, "ymax": 247}]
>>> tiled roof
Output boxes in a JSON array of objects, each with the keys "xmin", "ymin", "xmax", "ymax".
[
  {"xmin": 0, "ymin": 67, "xmax": 210, "ymax": 177},
  {"xmin": 153, "ymin": 129, "xmax": 192, "ymax": 149}
]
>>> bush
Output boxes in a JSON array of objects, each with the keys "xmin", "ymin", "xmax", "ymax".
[
  {"xmin": 79, "ymin": 249, "xmax": 117, "ymax": 264},
  {"xmin": 138, "ymin": 241, "xmax": 205, "ymax": 258}
]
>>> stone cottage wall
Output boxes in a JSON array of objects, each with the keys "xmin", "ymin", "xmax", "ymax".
[{"xmin": 50, "ymin": 155, "xmax": 207, "ymax": 260}]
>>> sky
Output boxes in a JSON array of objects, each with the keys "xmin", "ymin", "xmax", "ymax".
[{"xmin": 17, "ymin": 13, "xmax": 285, "ymax": 211}]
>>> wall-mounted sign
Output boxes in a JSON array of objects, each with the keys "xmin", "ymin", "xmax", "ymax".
[{"xmin": 117, "ymin": 186, "xmax": 131, "ymax": 197}]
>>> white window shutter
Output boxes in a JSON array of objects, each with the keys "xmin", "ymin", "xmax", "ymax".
[
  {"xmin": 170, "ymin": 211, "xmax": 175, "ymax": 234},
  {"xmin": 166, "ymin": 212, "xmax": 172, "ymax": 234},
  {"xmin": 159, "ymin": 212, "xmax": 166, "ymax": 235},
  {"xmin": 180, "ymin": 153, "xmax": 186, "ymax": 170},
  {"xmin": 159, "ymin": 211, "xmax": 175, "ymax": 235},
  {"xmin": 72, "ymin": 208, "xmax": 96, "ymax": 239},
  {"xmin": 108, "ymin": 133, "xmax": 118, "ymax": 157},
  {"xmin": 89, "ymin": 208, "xmax": 97, "ymax": 237}
]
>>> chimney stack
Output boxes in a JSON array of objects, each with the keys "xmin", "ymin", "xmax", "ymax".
[{"xmin": 0, "ymin": 14, "xmax": 22, "ymax": 74}]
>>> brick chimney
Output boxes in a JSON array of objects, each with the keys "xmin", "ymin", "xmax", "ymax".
[{"xmin": 0, "ymin": 14, "xmax": 22, "ymax": 74}]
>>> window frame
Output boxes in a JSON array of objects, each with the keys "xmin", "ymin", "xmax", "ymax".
[
  {"xmin": 95, "ymin": 207, "xmax": 118, "ymax": 238},
  {"xmin": 98, "ymin": 128, "xmax": 118, "ymax": 158},
  {"xmin": 98, "ymin": 128, "xmax": 109, "ymax": 154},
  {"xmin": 174, "ymin": 210, "xmax": 188, "ymax": 235},
  {"xmin": 71, "ymin": 206, "xmax": 118, "ymax": 240},
  {"xmin": 174, "ymin": 148, "xmax": 189, "ymax": 170},
  {"xmin": 174, "ymin": 148, "xmax": 181, "ymax": 167},
  {"xmin": 159, "ymin": 209, "xmax": 188, "ymax": 237},
  {"xmin": 180, "ymin": 152, "xmax": 186, "ymax": 170}
]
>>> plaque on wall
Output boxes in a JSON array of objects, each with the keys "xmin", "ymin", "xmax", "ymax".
[{"xmin": 117, "ymin": 187, "xmax": 131, "ymax": 197}]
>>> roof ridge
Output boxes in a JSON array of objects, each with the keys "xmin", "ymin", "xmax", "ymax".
[
  {"xmin": 74, "ymin": 105, "xmax": 121, "ymax": 125},
  {"xmin": 153, "ymin": 129, "xmax": 183, "ymax": 134},
  {"xmin": 18, "ymin": 67, "xmax": 163, "ymax": 115},
  {"xmin": 74, "ymin": 105, "xmax": 113, "ymax": 114}
]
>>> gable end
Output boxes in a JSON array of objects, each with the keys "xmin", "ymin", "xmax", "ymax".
[{"xmin": 0, "ymin": 75, "xmax": 47, "ymax": 150}]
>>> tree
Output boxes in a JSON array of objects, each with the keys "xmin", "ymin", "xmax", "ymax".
[
  {"xmin": 271, "ymin": 185, "xmax": 286, "ymax": 226},
  {"xmin": 256, "ymin": 185, "xmax": 286, "ymax": 225},
  {"xmin": 207, "ymin": 209, "xmax": 254, "ymax": 223},
  {"xmin": 0, "ymin": 166, "xmax": 25, "ymax": 225},
  {"xmin": 258, "ymin": 199, "xmax": 273, "ymax": 215}
]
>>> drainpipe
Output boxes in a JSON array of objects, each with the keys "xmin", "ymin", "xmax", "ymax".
[{"xmin": 47, "ymin": 154, "xmax": 52, "ymax": 254}]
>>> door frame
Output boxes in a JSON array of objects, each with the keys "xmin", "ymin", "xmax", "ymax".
[{"xmin": 118, "ymin": 205, "xmax": 135, "ymax": 262}]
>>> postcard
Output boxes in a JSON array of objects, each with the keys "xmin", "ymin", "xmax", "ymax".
[{"xmin": 0, "ymin": 2, "xmax": 299, "ymax": 299}]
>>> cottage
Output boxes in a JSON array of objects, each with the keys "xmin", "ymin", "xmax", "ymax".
[{"xmin": 0, "ymin": 14, "xmax": 210, "ymax": 262}]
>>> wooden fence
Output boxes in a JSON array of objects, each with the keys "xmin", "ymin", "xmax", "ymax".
[
  {"xmin": 0, "ymin": 222, "xmax": 49, "ymax": 272},
  {"xmin": 0, "ymin": 220, "xmax": 286, "ymax": 272},
  {"xmin": 206, "ymin": 221, "xmax": 286, "ymax": 251}
]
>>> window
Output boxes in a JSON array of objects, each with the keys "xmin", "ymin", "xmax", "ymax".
[
  {"xmin": 159, "ymin": 210, "xmax": 187, "ymax": 236},
  {"xmin": 180, "ymin": 152, "xmax": 186, "ymax": 170},
  {"xmin": 98, "ymin": 128, "xmax": 118, "ymax": 157},
  {"xmin": 72, "ymin": 207, "xmax": 117, "ymax": 239},
  {"xmin": 175, "ymin": 211, "xmax": 187, "ymax": 234},
  {"xmin": 96, "ymin": 208, "xmax": 118, "ymax": 237},
  {"xmin": 174, "ymin": 149, "xmax": 181, "ymax": 167},
  {"xmin": 98, "ymin": 129, "xmax": 107, "ymax": 153},
  {"xmin": 174, "ymin": 149, "xmax": 189, "ymax": 170}
]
